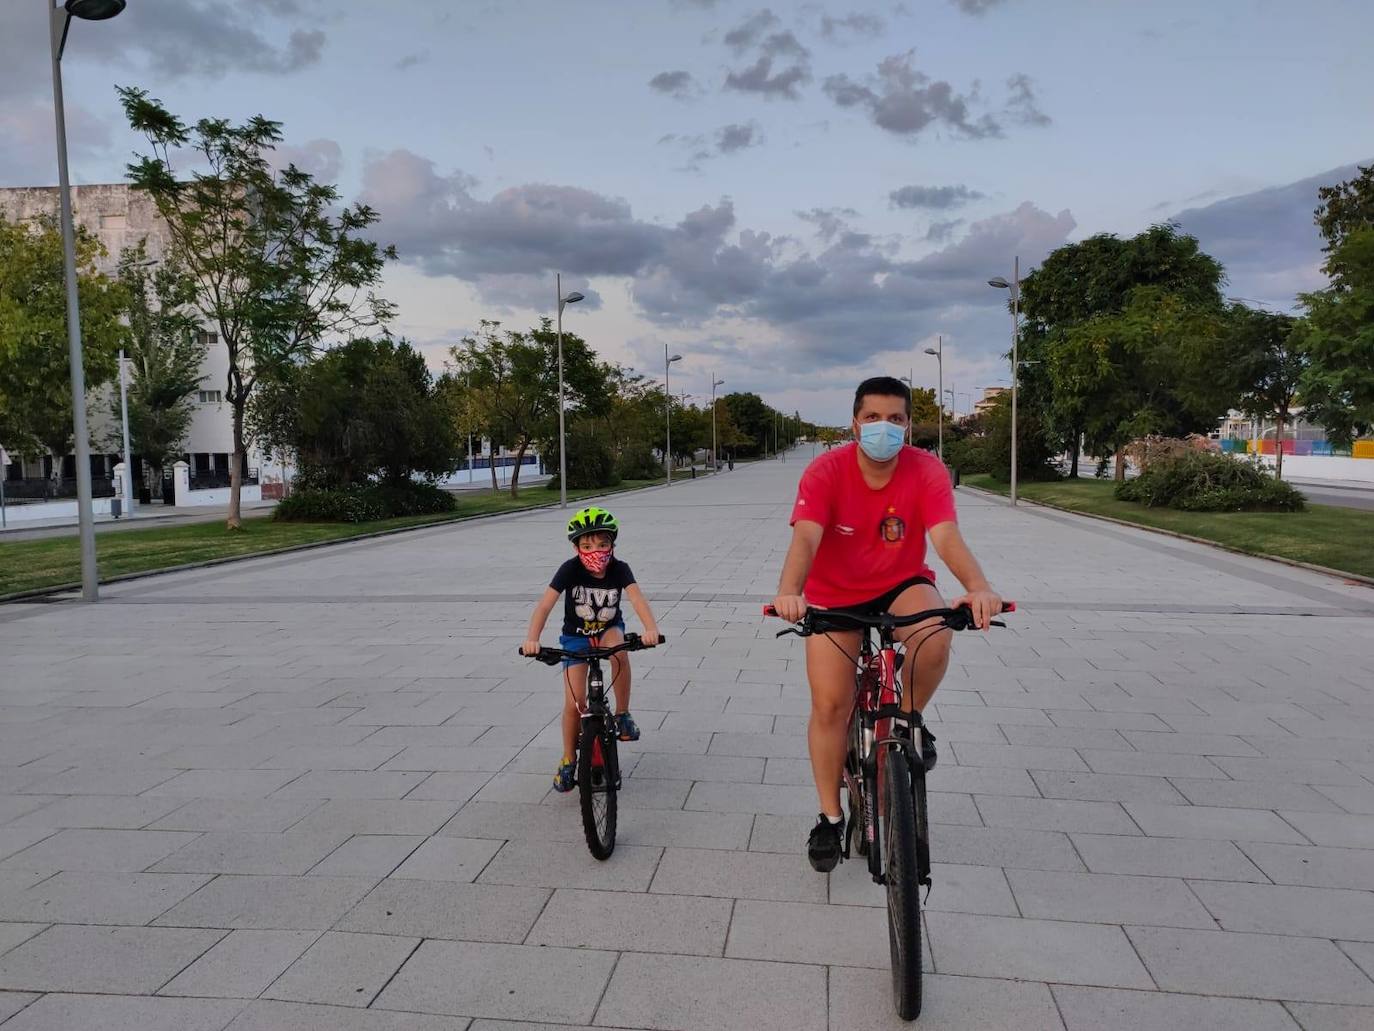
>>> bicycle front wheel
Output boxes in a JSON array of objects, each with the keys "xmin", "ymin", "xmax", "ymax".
[
  {"xmin": 578, "ymin": 718, "xmax": 618, "ymax": 860},
  {"xmin": 882, "ymin": 747, "xmax": 922, "ymax": 1020}
]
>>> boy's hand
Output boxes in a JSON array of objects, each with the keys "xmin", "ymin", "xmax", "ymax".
[
  {"xmin": 641, "ymin": 628, "xmax": 662, "ymax": 647},
  {"xmin": 771, "ymin": 593, "xmax": 808, "ymax": 623},
  {"xmin": 521, "ymin": 640, "xmax": 541, "ymax": 656}
]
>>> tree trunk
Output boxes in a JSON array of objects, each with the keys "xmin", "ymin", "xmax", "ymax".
[
  {"xmin": 228, "ymin": 403, "xmax": 245, "ymax": 530},
  {"xmin": 1275, "ymin": 415, "xmax": 1284, "ymax": 480},
  {"xmin": 489, "ymin": 439, "xmax": 499, "ymax": 493},
  {"xmin": 509, "ymin": 440, "xmax": 528, "ymax": 498},
  {"xmin": 1069, "ymin": 440, "xmax": 1080, "ymax": 479},
  {"xmin": 1114, "ymin": 451, "xmax": 1126, "ymax": 482}
]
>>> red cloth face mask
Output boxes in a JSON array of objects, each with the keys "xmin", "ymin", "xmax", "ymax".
[{"xmin": 579, "ymin": 550, "xmax": 613, "ymax": 575}]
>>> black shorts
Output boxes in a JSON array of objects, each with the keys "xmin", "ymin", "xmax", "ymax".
[{"xmin": 846, "ymin": 575, "xmax": 936, "ymax": 616}]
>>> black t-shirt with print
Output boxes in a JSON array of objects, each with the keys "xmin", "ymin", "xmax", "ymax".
[{"xmin": 550, "ymin": 556, "xmax": 637, "ymax": 637}]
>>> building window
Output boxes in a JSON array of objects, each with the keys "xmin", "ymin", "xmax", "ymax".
[
  {"xmin": 197, "ymin": 390, "xmax": 223, "ymax": 404},
  {"xmin": 196, "ymin": 329, "xmax": 219, "ymax": 346}
]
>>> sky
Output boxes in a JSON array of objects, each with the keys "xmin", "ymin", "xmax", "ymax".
[{"xmin": 3, "ymin": 0, "xmax": 1371, "ymax": 425}]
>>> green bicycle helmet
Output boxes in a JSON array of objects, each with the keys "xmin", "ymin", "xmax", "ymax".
[{"xmin": 567, "ymin": 506, "xmax": 619, "ymax": 542}]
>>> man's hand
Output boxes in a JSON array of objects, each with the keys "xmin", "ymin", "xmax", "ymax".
[
  {"xmin": 521, "ymin": 639, "xmax": 541, "ymax": 657},
  {"xmin": 641, "ymin": 627, "xmax": 662, "ymax": 647},
  {"xmin": 952, "ymin": 588, "xmax": 1003, "ymax": 631},
  {"xmin": 771, "ymin": 593, "xmax": 808, "ymax": 623}
]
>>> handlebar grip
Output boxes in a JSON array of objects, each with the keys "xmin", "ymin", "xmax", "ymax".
[
  {"xmin": 1002, "ymin": 601, "xmax": 1016, "ymax": 613},
  {"xmin": 762, "ymin": 605, "xmax": 778, "ymax": 617}
]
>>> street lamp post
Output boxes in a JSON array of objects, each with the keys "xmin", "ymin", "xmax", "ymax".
[
  {"xmin": 49, "ymin": 0, "xmax": 127, "ymax": 600},
  {"xmin": 555, "ymin": 273, "xmax": 584, "ymax": 508},
  {"xmin": 924, "ymin": 335, "xmax": 943, "ymax": 462},
  {"xmin": 900, "ymin": 374, "xmax": 914, "ymax": 444},
  {"xmin": 664, "ymin": 346, "xmax": 682, "ymax": 483},
  {"xmin": 710, "ymin": 374, "xmax": 725, "ymax": 470},
  {"xmin": 988, "ymin": 257, "xmax": 1021, "ymax": 506},
  {"xmin": 117, "ymin": 350, "xmax": 133, "ymax": 513}
]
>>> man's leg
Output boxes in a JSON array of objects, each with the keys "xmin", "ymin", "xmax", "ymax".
[
  {"xmin": 888, "ymin": 581, "xmax": 953, "ymax": 713},
  {"xmin": 803, "ymin": 628, "xmax": 861, "ymax": 872}
]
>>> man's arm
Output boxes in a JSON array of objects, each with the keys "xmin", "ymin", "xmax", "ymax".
[
  {"xmin": 772, "ymin": 520, "xmax": 823, "ymax": 622},
  {"xmin": 928, "ymin": 521, "xmax": 1002, "ymax": 630}
]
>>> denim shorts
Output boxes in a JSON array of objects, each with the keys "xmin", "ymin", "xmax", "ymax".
[{"xmin": 558, "ymin": 622, "xmax": 626, "ymax": 669}]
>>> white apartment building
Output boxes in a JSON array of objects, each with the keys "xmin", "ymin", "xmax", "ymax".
[{"xmin": 0, "ymin": 183, "xmax": 280, "ymax": 498}]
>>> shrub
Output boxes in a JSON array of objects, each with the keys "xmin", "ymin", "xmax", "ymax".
[
  {"xmin": 274, "ymin": 480, "xmax": 457, "ymax": 522},
  {"xmin": 1115, "ymin": 451, "xmax": 1305, "ymax": 512},
  {"xmin": 615, "ymin": 444, "xmax": 663, "ymax": 482},
  {"xmin": 945, "ymin": 435, "xmax": 993, "ymax": 475}
]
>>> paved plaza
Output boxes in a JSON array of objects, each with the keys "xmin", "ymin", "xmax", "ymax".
[{"xmin": 2, "ymin": 455, "xmax": 1374, "ymax": 1030}]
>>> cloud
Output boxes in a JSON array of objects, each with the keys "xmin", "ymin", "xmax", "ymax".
[
  {"xmin": 820, "ymin": 12, "xmax": 886, "ymax": 40},
  {"xmin": 716, "ymin": 122, "xmax": 762, "ymax": 153},
  {"xmin": 890, "ymin": 184, "xmax": 985, "ymax": 209},
  {"xmin": 0, "ymin": 102, "xmax": 111, "ymax": 186},
  {"xmin": 726, "ymin": 55, "xmax": 812, "ymax": 99},
  {"xmin": 723, "ymin": 9, "xmax": 782, "ymax": 52},
  {"xmin": 1004, "ymin": 73, "xmax": 1050, "ymax": 126},
  {"xmin": 823, "ymin": 51, "xmax": 1000, "ymax": 138},
  {"xmin": 361, "ymin": 146, "xmax": 1076, "ymax": 369},
  {"xmin": 1173, "ymin": 161, "xmax": 1371, "ymax": 306},
  {"xmin": 950, "ymin": 0, "xmax": 1009, "ymax": 14},
  {"xmin": 925, "ymin": 219, "xmax": 963, "ymax": 242},
  {"xmin": 269, "ymin": 139, "xmax": 343, "ymax": 182},
  {"xmin": 395, "ymin": 51, "xmax": 429, "ymax": 71},
  {"xmin": 649, "ymin": 70, "xmax": 698, "ymax": 99}
]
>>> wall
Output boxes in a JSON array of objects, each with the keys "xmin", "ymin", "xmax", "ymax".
[
  {"xmin": 1, "ymin": 497, "xmax": 116, "ymax": 525},
  {"xmin": 177, "ymin": 485, "xmax": 263, "ymax": 507},
  {"xmin": 1255, "ymin": 454, "xmax": 1374, "ymax": 484}
]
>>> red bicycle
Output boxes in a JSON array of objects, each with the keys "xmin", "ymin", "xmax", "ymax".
[{"xmin": 766, "ymin": 601, "xmax": 1015, "ymax": 1020}]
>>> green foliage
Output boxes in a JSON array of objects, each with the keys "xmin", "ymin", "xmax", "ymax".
[
  {"xmin": 1115, "ymin": 451, "xmax": 1305, "ymax": 512},
  {"xmin": 252, "ymin": 338, "xmax": 459, "ymax": 489},
  {"xmin": 945, "ymin": 435, "xmax": 994, "ymax": 475},
  {"xmin": 909, "ymin": 387, "xmax": 939, "ymax": 425},
  {"xmin": 542, "ymin": 419, "xmax": 620, "ymax": 491},
  {"xmin": 119, "ymin": 86, "xmax": 395, "ymax": 526},
  {"xmin": 273, "ymin": 480, "xmax": 456, "ymax": 523},
  {"xmin": 616, "ymin": 444, "xmax": 663, "ymax": 481},
  {"xmin": 0, "ymin": 214, "xmax": 128, "ymax": 463},
  {"xmin": 976, "ymin": 393, "xmax": 1061, "ymax": 482},
  {"xmin": 1299, "ymin": 228, "xmax": 1374, "ymax": 446},
  {"xmin": 110, "ymin": 240, "xmax": 205, "ymax": 485}
]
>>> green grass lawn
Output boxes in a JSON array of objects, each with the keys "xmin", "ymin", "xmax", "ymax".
[
  {"xmin": 0, "ymin": 477, "xmax": 665, "ymax": 599},
  {"xmin": 964, "ymin": 474, "xmax": 1374, "ymax": 580}
]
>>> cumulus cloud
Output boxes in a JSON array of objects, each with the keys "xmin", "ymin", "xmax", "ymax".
[
  {"xmin": 823, "ymin": 51, "xmax": 999, "ymax": 139},
  {"xmin": 659, "ymin": 123, "xmax": 763, "ymax": 171},
  {"xmin": 890, "ymin": 184, "xmax": 985, "ymax": 209},
  {"xmin": 951, "ymin": 0, "xmax": 1009, "ymax": 14},
  {"xmin": 395, "ymin": 51, "xmax": 429, "ymax": 71},
  {"xmin": 269, "ymin": 139, "xmax": 344, "ymax": 182},
  {"xmin": 820, "ymin": 11, "xmax": 886, "ymax": 40},
  {"xmin": 716, "ymin": 122, "xmax": 762, "ymax": 153},
  {"xmin": 1005, "ymin": 73, "xmax": 1051, "ymax": 126},
  {"xmin": 649, "ymin": 70, "xmax": 698, "ymax": 99},
  {"xmin": 796, "ymin": 207, "xmax": 862, "ymax": 242},
  {"xmin": 722, "ymin": 9, "xmax": 812, "ymax": 99},
  {"xmin": 0, "ymin": 102, "xmax": 111, "ymax": 186},
  {"xmin": 723, "ymin": 9, "xmax": 782, "ymax": 51},
  {"xmin": 925, "ymin": 219, "xmax": 963, "ymax": 242},
  {"xmin": 726, "ymin": 56, "xmax": 812, "ymax": 99}
]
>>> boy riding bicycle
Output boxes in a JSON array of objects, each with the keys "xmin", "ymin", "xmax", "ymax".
[
  {"xmin": 771, "ymin": 377, "xmax": 1004, "ymax": 872},
  {"xmin": 522, "ymin": 507, "xmax": 663, "ymax": 792}
]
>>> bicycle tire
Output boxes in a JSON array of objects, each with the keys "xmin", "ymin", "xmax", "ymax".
[
  {"xmin": 882, "ymin": 747, "xmax": 923, "ymax": 1020},
  {"xmin": 577, "ymin": 718, "xmax": 618, "ymax": 860},
  {"xmin": 912, "ymin": 752, "xmax": 931, "ymax": 881},
  {"xmin": 846, "ymin": 715, "xmax": 869, "ymax": 858}
]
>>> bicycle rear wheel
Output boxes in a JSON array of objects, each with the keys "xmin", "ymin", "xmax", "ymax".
[
  {"xmin": 577, "ymin": 718, "xmax": 618, "ymax": 860},
  {"xmin": 882, "ymin": 747, "xmax": 922, "ymax": 1020}
]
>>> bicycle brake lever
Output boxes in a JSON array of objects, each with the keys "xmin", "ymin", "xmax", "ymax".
[
  {"xmin": 990, "ymin": 620, "xmax": 1006, "ymax": 629},
  {"xmin": 775, "ymin": 627, "xmax": 803, "ymax": 639}
]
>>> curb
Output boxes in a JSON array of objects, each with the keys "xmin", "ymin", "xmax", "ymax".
[
  {"xmin": 0, "ymin": 475, "xmax": 694, "ymax": 606},
  {"xmin": 963, "ymin": 485, "xmax": 1374, "ymax": 589}
]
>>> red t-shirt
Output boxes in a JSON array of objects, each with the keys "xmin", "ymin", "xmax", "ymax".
[{"xmin": 790, "ymin": 442, "xmax": 957, "ymax": 608}]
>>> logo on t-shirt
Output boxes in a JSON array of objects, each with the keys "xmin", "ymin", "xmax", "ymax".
[{"xmin": 879, "ymin": 506, "xmax": 906, "ymax": 544}]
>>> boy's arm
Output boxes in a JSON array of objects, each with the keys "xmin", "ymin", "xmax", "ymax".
[
  {"xmin": 927, "ymin": 521, "xmax": 1002, "ymax": 630},
  {"xmin": 522, "ymin": 587, "xmax": 561, "ymax": 655},
  {"xmin": 624, "ymin": 583, "xmax": 661, "ymax": 646},
  {"xmin": 771, "ymin": 520, "xmax": 823, "ymax": 622}
]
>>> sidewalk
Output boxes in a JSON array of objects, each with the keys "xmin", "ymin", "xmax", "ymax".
[{"xmin": 1, "ymin": 455, "xmax": 1371, "ymax": 1029}]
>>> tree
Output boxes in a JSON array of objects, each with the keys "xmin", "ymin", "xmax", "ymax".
[
  {"xmin": 1021, "ymin": 224, "xmax": 1229, "ymax": 478},
  {"xmin": 452, "ymin": 318, "xmax": 610, "ymax": 497},
  {"xmin": 0, "ymin": 213, "xmax": 127, "ymax": 478},
  {"xmin": 1228, "ymin": 306, "xmax": 1305, "ymax": 479},
  {"xmin": 110, "ymin": 240, "xmax": 205, "ymax": 493},
  {"xmin": 721, "ymin": 392, "xmax": 775, "ymax": 457},
  {"xmin": 1299, "ymin": 166, "xmax": 1374, "ymax": 447},
  {"xmin": 120, "ymin": 87, "xmax": 396, "ymax": 528},
  {"xmin": 909, "ymin": 387, "xmax": 939, "ymax": 425}
]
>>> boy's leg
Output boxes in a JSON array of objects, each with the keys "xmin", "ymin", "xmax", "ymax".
[
  {"xmin": 561, "ymin": 662, "xmax": 589, "ymax": 760},
  {"xmin": 599, "ymin": 626, "xmax": 630, "ymax": 713}
]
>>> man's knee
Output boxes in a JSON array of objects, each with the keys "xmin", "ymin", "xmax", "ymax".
[{"xmin": 810, "ymin": 694, "xmax": 849, "ymax": 726}]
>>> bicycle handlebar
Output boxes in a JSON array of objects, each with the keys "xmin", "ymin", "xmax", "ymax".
[
  {"xmin": 762, "ymin": 601, "xmax": 1015, "ymax": 636},
  {"xmin": 518, "ymin": 632, "xmax": 656, "ymax": 667}
]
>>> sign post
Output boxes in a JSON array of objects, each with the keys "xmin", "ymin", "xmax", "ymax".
[{"xmin": 0, "ymin": 446, "xmax": 9, "ymax": 529}]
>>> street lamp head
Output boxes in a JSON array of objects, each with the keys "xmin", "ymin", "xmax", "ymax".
[
  {"xmin": 987, "ymin": 276, "xmax": 1010, "ymax": 289},
  {"xmin": 668, "ymin": 354, "xmax": 683, "ymax": 363},
  {"xmin": 562, "ymin": 291, "xmax": 584, "ymax": 305},
  {"xmin": 65, "ymin": 0, "xmax": 126, "ymax": 19},
  {"xmin": 713, "ymin": 378, "xmax": 726, "ymax": 388},
  {"xmin": 923, "ymin": 347, "xmax": 939, "ymax": 356}
]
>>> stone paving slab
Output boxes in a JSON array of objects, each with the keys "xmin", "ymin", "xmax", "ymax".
[{"xmin": 4, "ymin": 455, "xmax": 1374, "ymax": 1027}]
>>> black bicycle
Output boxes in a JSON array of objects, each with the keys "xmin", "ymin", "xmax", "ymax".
[
  {"xmin": 521, "ymin": 633, "xmax": 653, "ymax": 859},
  {"xmin": 766, "ymin": 602, "xmax": 1014, "ymax": 1021}
]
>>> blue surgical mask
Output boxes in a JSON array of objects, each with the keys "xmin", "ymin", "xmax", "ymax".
[{"xmin": 858, "ymin": 421, "xmax": 905, "ymax": 462}]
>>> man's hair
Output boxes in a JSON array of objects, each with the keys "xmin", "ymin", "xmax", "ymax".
[{"xmin": 853, "ymin": 376, "xmax": 912, "ymax": 417}]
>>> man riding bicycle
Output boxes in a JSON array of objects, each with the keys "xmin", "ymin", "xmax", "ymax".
[{"xmin": 771, "ymin": 376, "xmax": 1004, "ymax": 872}]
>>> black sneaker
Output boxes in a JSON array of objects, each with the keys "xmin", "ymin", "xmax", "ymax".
[
  {"xmin": 807, "ymin": 813, "xmax": 844, "ymax": 872},
  {"xmin": 921, "ymin": 724, "xmax": 938, "ymax": 772}
]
